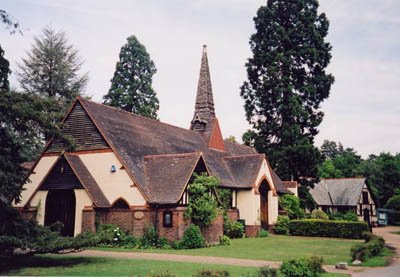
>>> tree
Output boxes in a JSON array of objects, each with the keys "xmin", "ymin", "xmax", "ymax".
[
  {"xmin": 320, "ymin": 140, "xmax": 343, "ymax": 159},
  {"xmin": 0, "ymin": 45, "xmax": 10, "ymax": 90},
  {"xmin": 240, "ymin": 0, "xmax": 334, "ymax": 208},
  {"xmin": 318, "ymin": 159, "xmax": 343, "ymax": 178},
  {"xmin": 17, "ymin": 26, "xmax": 88, "ymax": 113},
  {"xmin": 0, "ymin": 9, "xmax": 22, "ymax": 34},
  {"xmin": 103, "ymin": 35, "xmax": 159, "ymax": 119}
]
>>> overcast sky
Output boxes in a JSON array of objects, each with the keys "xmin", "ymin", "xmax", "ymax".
[{"xmin": 1, "ymin": 0, "xmax": 399, "ymax": 157}]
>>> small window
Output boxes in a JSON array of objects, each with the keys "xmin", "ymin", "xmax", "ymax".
[
  {"xmin": 111, "ymin": 198, "xmax": 130, "ymax": 209},
  {"xmin": 231, "ymin": 190, "xmax": 237, "ymax": 208},
  {"xmin": 362, "ymin": 191, "xmax": 369, "ymax": 204},
  {"xmin": 163, "ymin": 210, "xmax": 173, "ymax": 228}
]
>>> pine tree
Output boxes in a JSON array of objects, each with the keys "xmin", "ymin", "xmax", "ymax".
[
  {"xmin": 103, "ymin": 35, "xmax": 159, "ymax": 119},
  {"xmin": 0, "ymin": 45, "xmax": 10, "ymax": 90},
  {"xmin": 17, "ymin": 27, "xmax": 88, "ymax": 112},
  {"xmin": 241, "ymin": 0, "xmax": 334, "ymax": 207}
]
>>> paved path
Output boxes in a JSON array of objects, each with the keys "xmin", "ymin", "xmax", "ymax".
[
  {"xmin": 65, "ymin": 249, "xmax": 357, "ymax": 275},
  {"xmin": 353, "ymin": 226, "xmax": 400, "ymax": 277}
]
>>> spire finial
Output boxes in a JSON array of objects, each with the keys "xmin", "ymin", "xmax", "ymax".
[{"xmin": 203, "ymin": 45, "xmax": 207, "ymax": 53}]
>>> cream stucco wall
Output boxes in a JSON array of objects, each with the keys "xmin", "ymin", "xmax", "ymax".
[
  {"xmin": 74, "ymin": 189, "xmax": 92, "ymax": 236},
  {"xmin": 78, "ymin": 152, "xmax": 146, "ymax": 206},
  {"xmin": 287, "ymin": 187, "xmax": 298, "ymax": 197},
  {"xmin": 236, "ymin": 159, "xmax": 280, "ymax": 226},
  {"xmin": 15, "ymin": 156, "xmax": 58, "ymax": 208},
  {"xmin": 29, "ymin": 190, "xmax": 48, "ymax": 225}
]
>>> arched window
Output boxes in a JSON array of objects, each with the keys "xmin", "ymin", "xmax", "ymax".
[
  {"xmin": 111, "ymin": 198, "xmax": 130, "ymax": 209},
  {"xmin": 163, "ymin": 210, "xmax": 173, "ymax": 227}
]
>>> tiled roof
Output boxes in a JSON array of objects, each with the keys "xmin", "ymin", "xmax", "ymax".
[
  {"xmin": 310, "ymin": 178, "xmax": 366, "ymax": 206},
  {"xmin": 64, "ymin": 153, "xmax": 110, "ymax": 207},
  {"xmin": 224, "ymin": 154, "xmax": 264, "ymax": 188},
  {"xmin": 77, "ymin": 97, "xmax": 289, "ymax": 204}
]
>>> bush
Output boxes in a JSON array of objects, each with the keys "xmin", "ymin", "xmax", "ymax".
[
  {"xmin": 351, "ymin": 243, "xmax": 370, "ymax": 261},
  {"xmin": 256, "ymin": 266, "xmax": 278, "ymax": 277},
  {"xmin": 223, "ymin": 219, "xmax": 244, "ymax": 239},
  {"xmin": 362, "ymin": 231, "xmax": 373, "ymax": 242},
  {"xmin": 311, "ymin": 210, "xmax": 329, "ymax": 220},
  {"xmin": 96, "ymin": 224, "xmax": 126, "ymax": 246},
  {"xmin": 147, "ymin": 271, "xmax": 176, "ymax": 277},
  {"xmin": 274, "ymin": 216, "xmax": 290, "ymax": 235},
  {"xmin": 328, "ymin": 212, "xmax": 358, "ymax": 222},
  {"xmin": 288, "ymin": 219, "xmax": 368, "ymax": 239},
  {"xmin": 219, "ymin": 235, "xmax": 231, "ymax": 246},
  {"xmin": 279, "ymin": 195, "xmax": 305, "ymax": 219},
  {"xmin": 257, "ymin": 229, "xmax": 269, "ymax": 238},
  {"xmin": 139, "ymin": 227, "xmax": 169, "ymax": 249},
  {"xmin": 307, "ymin": 256, "xmax": 325, "ymax": 275},
  {"xmin": 195, "ymin": 269, "xmax": 230, "ymax": 277},
  {"xmin": 385, "ymin": 195, "xmax": 400, "ymax": 211},
  {"xmin": 280, "ymin": 259, "xmax": 313, "ymax": 277},
  {"xmin": 179, "ymin": 225, "xmax": 205, "ymax": 249}
]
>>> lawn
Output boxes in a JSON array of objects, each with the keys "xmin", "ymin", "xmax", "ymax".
[
  {"xmin": 351, "ymin": 247, "xmax": 395, "ymax": 267},
  {"xmin": 0, "ymin": 255, "xmax": 347, "ymax": 276},
  {"xmin": 94, "ymin": 235, "xmax": 361, "ymax": 265}
]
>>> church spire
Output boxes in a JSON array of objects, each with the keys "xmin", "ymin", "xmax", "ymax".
[{"xmin": 190, "ymin": 45, "xmax": 216, "ymax": 132}]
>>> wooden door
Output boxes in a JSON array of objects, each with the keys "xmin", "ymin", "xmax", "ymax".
[
  {"xmin": 259, "ymin": 180, "xmax": 269, "ymax": 228},
  {"xmin": 44, "ymin": 189, "xmax": 76, "ymax": 237}
]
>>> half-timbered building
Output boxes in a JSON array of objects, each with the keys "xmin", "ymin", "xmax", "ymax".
[{"xmin": 15, "ymin": 46, "xmax": 295, "ymax": 242}]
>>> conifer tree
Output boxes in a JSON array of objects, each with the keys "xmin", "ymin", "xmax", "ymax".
[
  {"xmin": 17, "ymin": 27, "xmax": 88, "ymax": 113},
  {"xmin": 103, "ymin": 35, "xmax": 159, "ymax": 119},
  {"xmin": 241, "ymin": 0, "xmax": 334, "ymax": 207}
]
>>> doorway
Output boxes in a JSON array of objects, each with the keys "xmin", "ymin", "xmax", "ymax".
[
  {"xmin": 259, "ymin": 180, "xmax": 270, "ymax": 229},
  {"xmin": 44, "ymin": 189, "xmax": 76, "ymax": 237}
]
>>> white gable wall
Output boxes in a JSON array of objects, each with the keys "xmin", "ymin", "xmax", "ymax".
[
  {"xmin": 236, "ymin": 159, "xmax": 279, "ymax": 226},
  {"xmin": 15, "ymin": 156, "xmax": 58, "ymax": 208},
  {"xmin": 78, "ymin": 152, "xmax": 146, "ymax": 206},
  {"xmin": 74, "ymin": 189, "xmax": 92, "ymax": 236},
  {"xmin": 29, "ymin": 190, "xmax": 48, "ymax": 225}
]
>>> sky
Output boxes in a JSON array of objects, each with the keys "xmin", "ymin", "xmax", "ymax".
[{"xmin": 1, "ymin": 0, "xmax": 399, "ymax": 157}]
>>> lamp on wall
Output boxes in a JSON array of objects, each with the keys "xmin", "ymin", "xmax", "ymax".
[{"xmin": 110, "ymin": 165, "xmax": 117, "ymax": 173}]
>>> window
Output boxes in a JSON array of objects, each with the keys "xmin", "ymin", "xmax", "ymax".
[
  {"xmin": 362, "ymin": 191, "xmax": 369, "ymax": 204},
  {"xmin": 111, "ymin": 198, "xmax": 130, "ymax": 209},
  {"xmin": 163, "ymin": 210, "xmax": 173, "ymax": 227}
]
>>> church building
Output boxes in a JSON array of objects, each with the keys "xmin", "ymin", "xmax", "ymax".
[{"xmin": 15, "ymin": 46, "xmax": 297, "ymax": 242}]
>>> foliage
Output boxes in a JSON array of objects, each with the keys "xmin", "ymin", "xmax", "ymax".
[
  {"xmin": 274, "ymin": 215, "xmax": 290, "ymax": 235},
  {"xmin": 328, "ymin": 212, "xmax": 358, "ymax": 222},
  {"xmin": 280, "ymin": 256, "xmax": 324, "ymax": 277},
  {"xmin": 147, "ymin": 271, "xmax": 176, "ymax": 277},
  {"xmin": 279, "ymin": 194, "xmax": 304, "ymax": 219},
  {"xmin": 0, "ymin": 10, "xmax": 22, "ymax": 34},
  {"xmin": 178, "ymin": 225, "xmax": 205, "ymax": 249},
  {"xmin": 385, "ymin": 195, "xmax": 400, "ymax": 211},
  {"xmin": 223, "ymin": 219, "xmax": 244, "ymax": 239},
  {"xmin": 317, "ymin": 159, "xmax": 343, "ymax": 179},
  {"xmin": 195, "ymin": 269, "xmax": 230, "ymax": 277},
  {"xmin": 240, "ymin": 0, "xmax": 334, "ymax": 209},
  {"xmin": 185, "ymin": 174, "xmax": 220, "ymax": 228},
  {"xmin": 139, "ymin": 226, "xmax": 169, "ymax": 249},
  {"xmin": 288, "ymin": 219, "xmax": 368, "ymax": 239},
  {"xmin": 311, "ymin": 210, "xmax": 329, "ymax": 220},
  {"xmin": 257, "ymin": 229, "xmax": 269, "ymax": 238},
  {"xmin": 0, "ymin": 45, "xmax": 10, "ymax": 90},
  {"xmin": 219, "ymin": 235, "xmax": 231, "ymax": 246},
  {"xmin": 350, "ymin": 243, "xmax": 370, "ymax": 261},
  {"xmin": 17, "ymin": 27, "xmax": 88, "ymax": 115},
  {"xmin": 255, "ymin": 266, "xmax": 278, "ymax": 277},
  {"xmin": 103, "ymin": 35, "xmax": 159, "ymax": 119}
]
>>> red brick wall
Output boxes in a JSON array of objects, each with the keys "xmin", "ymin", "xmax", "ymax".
[
  {"xmin": 202, "ymin": 214, "xmax": 223, "ymax": 245},
  {"xmin": 245, "ymin": 225, "xmax": 261, "ymax": 237},
  {"xmin": 227, "ymin": 209, "xmax": 239, "ymax": 221},
  {"xmin": 82, "ymin": 207, "xmax": 96, "ymax": 233}
]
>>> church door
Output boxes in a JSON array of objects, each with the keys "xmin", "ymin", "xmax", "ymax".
[
  {"xmin": 44, "ymin": 189, "xmax": 76, "ymax": 237},
  {"xmin": 259, "ymin": 180, "xmax": 269, "ymax": 229}
]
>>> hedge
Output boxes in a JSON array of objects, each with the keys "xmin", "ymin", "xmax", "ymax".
[{"xmin": 288, "ymin": 219, "xmax": 368, "ymax": 239}]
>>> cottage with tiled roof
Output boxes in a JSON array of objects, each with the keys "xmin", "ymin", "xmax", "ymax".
[
  {"xmin": 15, "ymin": 46, "xmax": 296, "ymax": 242},
  {"xmin": 310, "ymin": 178, "xmax": 376, "ymax": 225}
]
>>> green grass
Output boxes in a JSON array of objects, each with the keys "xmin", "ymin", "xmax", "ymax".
[
  {"xmin": 0, "ymin": 255, "xmax": 347, "ymax": 276},
  {"xmin": 94, "ymin": 235, "xmax": 361, "ymax": 265},
  {"xmin": 350, "ymin": 247, "xmax": 395, "ymax": 267}
]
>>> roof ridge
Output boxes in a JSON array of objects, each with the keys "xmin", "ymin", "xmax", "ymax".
[
  {"xmin": 223, "ymin": 153, "xmax": 264, "ymax": 159},
  {"xmin": 144, "ymin": 152, "xmax": 201, "ymax": 159},
  {"xmin": 322, "ymin": 177, "xmax": 365, "ymax": 180},
  {"xmin": 78, "ymin": 97, "xmax": 206, "ymax": 137}
]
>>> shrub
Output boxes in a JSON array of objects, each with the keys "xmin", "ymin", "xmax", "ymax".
[
  {"xmin": 139, "ymin": 227, "xmax": 169, "ymax": 249},
  {"xmin": 279, "ymin": 195, "xmax": 305, "ymax": 219},
  {"xmin": 280, "ymin": 257, "xmax": 324, "ymax": 277},
  {"xmin": 219, "ymin": 235, "xmax": 231, "ymax": 246},
  {"xmin": 351, "ymin": 243, "xmax": 370, "ymax": 261},
  {"xmin": 311, "ymin": 210, "xmax": 329, "ymax": 220},
  {"xmin": 96, "ymin": 224, "xmax": 126, "ymax": 246},
  {"xmin": 274, "ymin": 216, "xmax": 290, "ymax": 235},
  {"xmin": 73, "ymin": 231, "xmax": 99, "ymax": 248},
  {"xmin": 362, "ymin": 231, "xmax": 373, "ymax": 242},
  {"xmin": 195, "ymin": 269, "xmax": 230, "ymax": 277},
  {"xmin": 179, "ymin": 225, "xmax": 205, "ymax": 249},
  {"xmin": 280, "ymin": 259, "xmax": 313, "ymax": 277},
  {"xmin": 257, "ymin": 229, "xmax": 269, "ymax": 238},
  {"xmin": 385, "ymin": 194, "xmax": 400, "ymax": 211},
  {"xmin": 288, "ymin": 219, "xmax": 368, "ymax": 239},
  {"xmin": 147, "ymin": 271, "xmax": 177, "ymax": 277},
  {"xmin": 328, "ymin": 212, "xmax": 358, "ymax": 222},
  {"xmin": 223, "ymin": 219, "xmax": 244, "ymax": 239},
  {"xmin": 256, "ymin": 266, "xmax": 278, "ymax": 277}
]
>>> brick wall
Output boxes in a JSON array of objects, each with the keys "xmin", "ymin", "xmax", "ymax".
[
  {"xmin": 82, "ymin": 207, "xmax": 96, "ymax": 232},
  {"xmin": 227, "ymin": 209, "xmax": 239, "ymax": 221},
  {"xmin": 20, "ymin": 207, "xmax": 37, "ymax": 222},
  {"xmin": 202, "ymin": 214, "xmax": 223, "ymax": 245},
  {"xmin": 245, "ymin": 225, "xmax": 261, "ymax": 237}
]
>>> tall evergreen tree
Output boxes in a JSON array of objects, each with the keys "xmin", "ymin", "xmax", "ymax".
[
  {"xmin": 0, "ymin": 45, "xmax": 10, "ymax": 90},
  {"xmin": 103, "ymin": 35, "xmax": 159, "ymax": 119},
  {"xmin": 17, "ymin": 27, "xmax": 88, "ymax": 113},
  {"xmin": 241, "ymin": 0, "xmax": 334, "ymax": 207}
]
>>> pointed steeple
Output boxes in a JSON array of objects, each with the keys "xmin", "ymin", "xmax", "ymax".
[{"xmin": 190, "ymin": 45, "xmax": 216, "ymax": 132}]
